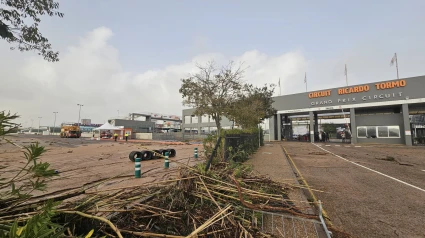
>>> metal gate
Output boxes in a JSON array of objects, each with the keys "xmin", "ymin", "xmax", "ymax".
[{"xmin": 411, "ymin": 123, "xmax": 425, "ymax": 145}]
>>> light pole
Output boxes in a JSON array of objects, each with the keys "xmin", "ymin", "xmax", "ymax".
[
  {"xmin": 53, "ymin": 112, "xmax": 58, "ymax": 135},
  {"xmin": 77, "ymin": 104, "xmax": 84, "ymax": 126},
  {"xmin": 38, "ymin": 117, "xmax": 42, "ymax": 134}
]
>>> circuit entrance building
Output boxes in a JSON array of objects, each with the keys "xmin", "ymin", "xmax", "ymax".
[{"xmin": 269, "ymin": 75, "xmax": 425, "ymax": 146}]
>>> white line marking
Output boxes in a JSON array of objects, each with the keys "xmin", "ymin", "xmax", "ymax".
[
  {"xmin": 313, "ymin": 144, "xmax": 425, "ymax": 193},
  {"xmin": 325, "ymin": 145, "xmax": 331, "ymax": 147},
  {"xmin": 355, "ymin": 146, "xmax": 361, "ymax": 147},
  {"xmin": 335, "ymin": 145, "xmax": 340, "ymax": 147},
  {"xmin": 344, "ymin": 146, "xmax": 351, "ymax": 147}
]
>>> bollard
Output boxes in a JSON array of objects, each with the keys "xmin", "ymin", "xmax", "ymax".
[
  {"xmin": 135, "ymin": 158, "xmax": 141, "ymax": 178},
  {"xmin": 194, "ymin": 147, "xmax": 198, "ymax": 159},
  {"xmin": 164, "ymin": 152, "xmax": 169, "ymax": 169}
]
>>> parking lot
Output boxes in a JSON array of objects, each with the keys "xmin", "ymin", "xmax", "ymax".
[{"xmin": 283, "ymin": 142, "xmax": 425, "ymax": 238}]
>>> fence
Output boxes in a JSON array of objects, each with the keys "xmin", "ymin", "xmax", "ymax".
[
  {"xmin": 223, "ymin": 131, "xmax": 262, "ymax": 161},
  {"xmin": 235, "ymin": 207, "xmax": 329, "ymax": 238}
]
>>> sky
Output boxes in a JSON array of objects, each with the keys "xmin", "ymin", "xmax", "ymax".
[{"xmin": 1, "ymin": 0, "xmax": 425, "ymax": 127}]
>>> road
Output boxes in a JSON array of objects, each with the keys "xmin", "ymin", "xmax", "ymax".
[{"xmin": 283, "ymin": 142, "xmax": 425, "ymax": 238}]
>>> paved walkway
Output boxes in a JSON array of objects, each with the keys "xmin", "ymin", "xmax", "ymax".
[{"xmin": 246, "ymin": 143, "xmax": 328, "ymax": 237}]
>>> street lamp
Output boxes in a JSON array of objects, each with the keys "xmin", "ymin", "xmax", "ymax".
[
  {"xmin": 38, "ymin": 117, "xmax": 42, "ymax": 134},
  {"xmin": 53, "ymin": 112, "xmax": 58, "ymax": 135},
  {"xmin": 77, "ymin": 104, "xmax": 84, "ymax": 126}
]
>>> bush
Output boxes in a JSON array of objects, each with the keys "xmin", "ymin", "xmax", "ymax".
[
  {"xmin": 203, "ymin": 127, "xmax": 264, "ymax": 164},
  {"xmin": 0, "ymin": 111, "xmax": 63, "ymax": 237}
]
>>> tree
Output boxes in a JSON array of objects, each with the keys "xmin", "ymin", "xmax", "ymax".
[
  {"xmin": 179, "ymin": 61, "xmax": 245, "ymax": 134},
  {"xmin": 321, "ymin": 123, "xmax": 335, "ymax": 134},
  {"xmin": 227, "ymin": 84, "xmax": 276, "ymax": 129},
  {"xmin": 0, "ymin": 0, "xmax": 63, "ymax": 62}
]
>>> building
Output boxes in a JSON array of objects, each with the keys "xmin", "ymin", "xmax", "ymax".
[
  {"xmin": 181, "ymin": 75, "xmax": 425, "ymax": 145},
  {"xmin": 269, "ymin": 75, "xmax": 425, "ymax": 146},
  {"xmin": 181, "ymin": 109, "xmax": 235, "ymax": 134},
  {"xmin": 109, "ymin": 118, "xmax": 155, "ymax": 133}
]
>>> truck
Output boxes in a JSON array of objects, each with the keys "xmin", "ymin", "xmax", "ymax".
[{"xmin": 60, "ymin": 124, "xmax": 81, "ymax": 138}]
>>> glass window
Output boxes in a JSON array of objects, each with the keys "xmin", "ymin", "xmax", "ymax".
[
  {"xmin": 377, "ymin": 126, "xmax": 388, "ymax": 138},
  {"xmin": 388, "ymin": 126, "xmax": 400, "ymax": 137},
  {"xmin": 367, "ymin": 126, "xmax": 377, "ymax": 138},
  {"xmin": 201, "ymin": 115, "xmax": 209, "ymax": 123},
  {"xmin": 200, "ymin": 127, "xmax": 209, "ymax": 134},
  {"xmin": 210, "ymin": 127, "xmax": 217, "ymax": 134},
  {"xmin": 357, "ymin": 127, "xmax": 367, "ymax": 138},
  {"xmin": 191, "ymin": 116, "xmax": 198, "ymax": 123},
  {"xmin": 184, "ymin": 116, "xmax": 191, "ymax": 124}
]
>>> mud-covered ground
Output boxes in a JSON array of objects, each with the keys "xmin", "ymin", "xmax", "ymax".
[
  {"xmin": 283, "ymin": 142, "xmax": 425, "ymax": 238},
  {"xmin": 0, "ymin": 134, "xmax": 203, "ymax": 199}
]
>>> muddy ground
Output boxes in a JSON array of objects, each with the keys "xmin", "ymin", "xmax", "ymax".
[
  {"xmin": 0, "ymin": 134, "xmax": 203, "ymax": 199},
  {"xmin": 283, "ymin": 142, "xmax": 425, "ymax": 238}
]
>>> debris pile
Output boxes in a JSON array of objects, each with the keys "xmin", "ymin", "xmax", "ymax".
[{"xmin": 58, "ymin": 161, "xmax": 319, "ymax": 237}]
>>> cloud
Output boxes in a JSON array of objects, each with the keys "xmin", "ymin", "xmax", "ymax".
[
  {"xmin": 3, "ymin": 23, "xmax": 425, "ymax": 128},
  {"xmin": 0, "ymin": 27, "xmax": 307, "ymax": 127}
]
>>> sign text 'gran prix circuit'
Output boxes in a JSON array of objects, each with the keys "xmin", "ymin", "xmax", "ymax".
[{"xmin": 309, "ymin": 80, "xmax": 407, "ymax": 106}]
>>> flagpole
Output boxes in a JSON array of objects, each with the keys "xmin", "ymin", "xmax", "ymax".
[
  {"xmin": 395, "ymin": 53, "xmax": 399, "ymax": 79},
  {"xmin": 279, "ymin": 77, "xmax": 281, "ymax": 96},
  {"xmin": 345, "ymin": 64, "xmax": 348, "ymax": 86},
  {"xmin": 305, "ymin": 72, "xmax": 307, "ymax": 92}
]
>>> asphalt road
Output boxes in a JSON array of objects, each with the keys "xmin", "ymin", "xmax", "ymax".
[{"xmin": 283, "ymin": 142, "xmax": 425, "ymax": 238}]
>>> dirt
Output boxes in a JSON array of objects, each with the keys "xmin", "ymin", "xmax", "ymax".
[
  {"xmin": 0, "ymin": 135, "xmax": 204, "ymax": 198},
  {"xmin": 283, "ymin": 141, "xmax": 425, "ymax": 238}
]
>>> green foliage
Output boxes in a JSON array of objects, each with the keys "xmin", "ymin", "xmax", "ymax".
[
  {"xmin": 0, "ymin": 111, "xmax": 63, "ymax": 237},
  {"xmin": 321, "ymin": 123, "xmax": 335, "ymax": 133},
  {"xmin": 5, "ymin": 201, "xmax": 63, "ymax": 238},
  {"xmin": 0, "ymin": 0, "xmax": 63, "ymax": 62},
  {"xmin": 0, "ymin": 111, "xmax": 20, "ymax": 137},
  {"xmin": 179, "ymin": 61, "xmax": 245, "ymax": 134},
  {"xmin": 227, "ymin": 84, "xmax": 276, "ymax": 129},
  {"xmin": 203, "ymin": 127, "xmax": 264, "ymax": 164},
  {"xmin": 229, "ymin": 161, "xmax": 252, "ymax": 178},
  {"xmin": 1, "ymin": 143, "xmax": 58, "ymax": 203}
]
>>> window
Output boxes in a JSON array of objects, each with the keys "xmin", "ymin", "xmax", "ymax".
[
  {"xmin": 388, "ymin": 126, "xmax": 400, "ymax": 137},
  {"xmin": 184, "ymin": 116, "xmax": 191, "ymax": 124},
  {"xmin": 200, "ymin": 127, "xmax": 209, "ymax": 134},
  {"xmin": 357, "ymin": 127, "xmax": 367, "ymax": 138},
  {"xmin": 210, "ymin": 127, "xmax": 217, "ymax": 134},
  {"xmin": 377, "ymin": 126, "xmax": 388, "ymax": 138},
  {"xmin": 357, "ymin": 125, "xmax": 400, "ymax": 138},
  {"xmin": 367, "ymin": 126, "xmax": 377, "ymax": 138},
  {"xmin": 201, "ymin": 115, "xmax": 209, "ymax": 123},
  {"xmin": 191, "ymin": 116, "xmax": 198, "ymax": 123}
]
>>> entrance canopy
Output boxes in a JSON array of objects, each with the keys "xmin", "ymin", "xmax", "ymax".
[{"xmin": 92, "ymin": 122, "xmax": 123, "ymax": 131}]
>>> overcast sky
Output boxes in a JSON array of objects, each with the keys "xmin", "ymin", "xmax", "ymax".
[{"xmin": 1, "ymin": 0, "xmax": 425, "ymax": 127}]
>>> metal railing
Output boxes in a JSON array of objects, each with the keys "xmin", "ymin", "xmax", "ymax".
[{"xmin": 237, "ymin": 207, "xmax": 330, "ymax": 238}]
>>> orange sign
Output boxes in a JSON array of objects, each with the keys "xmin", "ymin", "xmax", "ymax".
[
  {"xmin": 338, "ymin": 85, "xmax": 370, "ymax": 95},
  {"xmin": 308, "ymin": 90, "xmax": 331, "ymax": 98},
  {"xmin": 375, "ymin": 79, "xmax": 406, "ymax": 90},
  {"xmin": 308, "ymin": 80, "xmax": 407, "ymax": 98}
]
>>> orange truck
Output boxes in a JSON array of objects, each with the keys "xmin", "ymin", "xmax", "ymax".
[{"xmin": 60, "ymin": 125, "xmax": 81, "ymax": 138}]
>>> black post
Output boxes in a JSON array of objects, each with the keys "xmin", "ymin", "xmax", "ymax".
[
  {"xmin": 223, "ymin": 132, "xmax": 228, "ymax": 161},
  {"xmin": 205, "ymin": 136, "xmax": 222, "ymax": 172}
]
